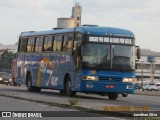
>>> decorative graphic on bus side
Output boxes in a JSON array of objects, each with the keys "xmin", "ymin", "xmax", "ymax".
[{"xmin": 36, "ymin": 58, "xmax": 58, "ymax": 87}]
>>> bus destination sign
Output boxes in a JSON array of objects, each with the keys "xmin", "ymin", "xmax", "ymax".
[{"xmin": 89, "ymin": 37, "xmax": 133, "ymax": 45}]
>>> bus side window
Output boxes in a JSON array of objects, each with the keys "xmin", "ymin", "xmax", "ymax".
[
  {"xmin": 35, "ymin": 37, "xmax": 44, "ymax": 52},
  {"xmin": 73, "ymin": 33, "xmax": 82, "ymax": 66},
  {"xmin": 62, "ymin": 35, "xmax": 68, "ymax": 51},
  {"xmin": 30, "ymin": 38, "xmax": 35, "ymax": 52},
  {"xmin": 27, "ymin": 37, "xmax": 35, "ymax": 52},
  {"xmin": 54, "ymin": 35, "xmax": 62, "ymax": 51},
  {"xmin": 18, "ymin": 38, "xmax": 28, "ymax": 52},
  {"xmin": 73, "ymin": 33, "xmax": 82, "ymax": 51},
  {"xmin": 27, "ymin": 38, "xmax": 31, "ymax": 52},
  {"xmin": 62, "ymin": 34, "xmax": 73, "ymax": 52},
  {"xmin": 68, "ymin": 34, "xmax": 73, "ymax": 52},
  {"xmin": 35, "ymin": 37, "xmax": 40, "ymax": 52},
  {"xmin": 43, "ymin": 36, "xmax": 53, "ymax": 51},
  {"xmin": 53, "ymin": 36, "xmax": 57, "ymax": 51}
]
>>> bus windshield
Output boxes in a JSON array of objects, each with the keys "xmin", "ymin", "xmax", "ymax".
[
  {"xmin": 82, "ymin": 43, "xmax": 134, "ymax": 70},
  {"xmin": 112, "ymin": 45, "xmax": 133, "ymax": 69}
]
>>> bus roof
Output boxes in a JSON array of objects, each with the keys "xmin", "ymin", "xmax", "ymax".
[{"xmin": 20, "ymin": 26, "xmax": 135, "ymax": 38}]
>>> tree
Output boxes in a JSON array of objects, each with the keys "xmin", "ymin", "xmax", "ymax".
[{"xmin": 0, "ymin": 50, "xmax": 16, "ymax": 70}]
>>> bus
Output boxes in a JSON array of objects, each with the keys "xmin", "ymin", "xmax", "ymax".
[{"xmin": 16, "ymin": 25, "xmax": 141, "ymax": 100}]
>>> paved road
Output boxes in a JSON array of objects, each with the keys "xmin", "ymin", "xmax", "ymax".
[
  {"xmin": 0, "ymin": 85, "xmax": 159, "ymax": 111},
  {"xmin": 0, "ymin": 96, "xmax": 127, "ymax": 120}
]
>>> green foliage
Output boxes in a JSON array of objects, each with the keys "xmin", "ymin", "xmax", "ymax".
[{"xmin": 0, "ymin": 49, "xmax": 16, "ymax": 70}]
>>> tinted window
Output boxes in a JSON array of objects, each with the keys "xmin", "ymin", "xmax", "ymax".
[
  {"xmin": 53, "ymin": 35, "xmax": 62, "ymax": 51},
  {"xmin": 73, "ymin": 33, "xmax": 82, "ymax": 51},
  {"xmin": 44, "ymin": 36, "xmax": 53, "ymax": 51},
  {"xmin": 19, "ymin": 38, "xmax": 28, "ymax": 52},
  {"xmin": 35, "ymin": 37, "xmax": 44, "ymax": 52},
  {"xmin": 62, "ymin": 34, "xmax": 73, "ymax": 52},
  {"xmin": 62, "ymin": 35, "xmax": 68, "ymax": 51},
  {"xmin": 27, "ymin": 38, "xmax": 35, "ymax": 52}
]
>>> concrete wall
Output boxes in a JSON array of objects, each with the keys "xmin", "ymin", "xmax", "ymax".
[{"xmin": 57, "ymin": 18, "xmax": 75, "ymax": 28}]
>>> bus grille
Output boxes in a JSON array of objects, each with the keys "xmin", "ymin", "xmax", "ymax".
[{"xmin": 99, "ymin": 77, "xmax": 122, "ymax": 81}]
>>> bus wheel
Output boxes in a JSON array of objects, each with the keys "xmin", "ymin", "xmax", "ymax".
[
  {"xmin": 122, "ymin": 93, "xmax": 128, "ymax": 97},
  {"xmin": 108, "ymin": 93, "xmax": 118, "ymax": 100},
  {"xmin": 27, "ymin": 74, "xmax": 41, "ymax": 92},
  {"xmin": 60, "ymin": 90, "xmax": 65, "ymax": 95},
  {"xmin": 65, "ymin": 76, "xmax": 76, "ymax": 97},
  {"xmin": 27, "ymin": 74, "xmax": 34, "ymax": 92}
]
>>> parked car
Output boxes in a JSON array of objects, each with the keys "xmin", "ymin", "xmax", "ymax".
[
  {"xmin": 0, "ymin": 72, "xmax": 12, "ymax": 86},
  {"xmin": 142, "ymin": 84, "xmax": 150, "ymax": 91},
  {"xmin": 148, "ymin": 83, "xmax": 160, "ymax": 91},
  {"xmin": 156, "ymin": 83, "xmax": 160, "ymax": 91},
  {"xmin": 135, "ymin": 83, "xmax": 141, "ymax": 90}
]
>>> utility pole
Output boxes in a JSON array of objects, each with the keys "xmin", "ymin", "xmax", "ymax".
[
  {"xmin": 141, "ymin": 61, "xmax": 144, "ymax": 87},
  {"xmin": 150, "ymin": 61, "xmax": 155, "ymax": 83}
]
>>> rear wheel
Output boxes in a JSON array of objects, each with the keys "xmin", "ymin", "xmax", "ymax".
[
  {"xmin": 64, "ymin": 76, "xmax": 76, "ymax": 97},
  {"xmin": 108, "ymin": 93, "xmax": 118, "ymax": 100},
  {"xmin": 59, "ymin": 90, "xmax": 65, "ymax": 95},
  {"xmin": 27, "ymin": 74, "xmax": 41, "ymax": 92}
]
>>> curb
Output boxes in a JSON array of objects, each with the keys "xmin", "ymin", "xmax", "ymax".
[{"xmin": 0, "ymin": 93, "xmax": 134, "ymax": 118}]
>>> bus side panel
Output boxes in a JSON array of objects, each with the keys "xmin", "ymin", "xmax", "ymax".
[
  {"xmin": 31, "ymin": 53, "xmax": 51, "ymax": 88},
  {"xmin": 58, "ymin": 52, "xmax": 78, "ymax": 91},
  {"xmin": 16, "ymin": 53, "xmax": 26, "ymax": 85}
]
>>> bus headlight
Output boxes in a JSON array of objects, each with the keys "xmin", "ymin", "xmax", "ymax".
[
  {"xmin": 123, "ymin": 78, "xmax": 137, "ymax": 83},
  {"xmin": 82, "ymin": 76, "xmax": 98, "ymax": 81},
  {"xmin": 0, "ymin": 78, "xmax": 2, "ymax": 81}
]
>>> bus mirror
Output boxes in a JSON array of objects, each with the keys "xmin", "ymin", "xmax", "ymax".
[{"xmin": 136, "ymin": 46, "xmax": 141, "ymax": 60}]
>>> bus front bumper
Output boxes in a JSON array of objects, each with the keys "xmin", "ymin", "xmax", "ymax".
[{"xmin": 80, "ymin": 81, "xmax": 135, "ymax": 94}]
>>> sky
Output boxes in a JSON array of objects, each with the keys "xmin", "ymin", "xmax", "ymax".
[{"xmin": 0, "ymin": 0, "xmax": 160, "ymax": 52}]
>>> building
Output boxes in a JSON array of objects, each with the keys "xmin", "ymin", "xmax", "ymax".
[
  {"xmin": 0, "ymin": 44, "xmax": 18, "ymax": 54},
  {"xmin": 136, "ymin": 49, "xmax": 160, "ymax": 84},
  {"xmin": 57, "ymin": 3, "xmax": 82, "ymax": 28}
]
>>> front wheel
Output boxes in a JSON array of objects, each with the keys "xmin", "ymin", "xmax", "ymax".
[
  {"xmin": 65, "ymin": 76, "xmax": 76, "ymax": 97},
  {"xmin": 108, "ymin": 93, "xmax": 118, "ymax": 100}
]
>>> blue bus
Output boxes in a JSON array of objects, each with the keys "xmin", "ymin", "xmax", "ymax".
[{"xmin": 16, "ymin": 25, "xmax": 140, "ymax": 100}]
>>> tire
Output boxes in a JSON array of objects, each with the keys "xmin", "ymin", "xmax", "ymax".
[
  {"xmin": 122, "ymin": 93, "xmax": 128, "ymax": 97},
  {"xmin": 108, "ymin": 93, "xmax": 118, "ymax": 100},
  {"xmin": 59, "ymin": 90, "xmax": 65, "ymax": 95},
  {"xmin": 27, "ymin": 74, "xmax": 41, "ymax": 92},
  {"xmin": 64, "ymin": 76, "xmax": 76, "ymax": 97}
]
